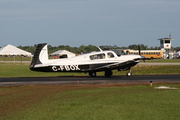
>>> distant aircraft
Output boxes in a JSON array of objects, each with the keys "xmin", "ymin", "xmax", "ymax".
[{"xmin": 29, "ymin": 43, "xmax": 145, "ymax": 77}]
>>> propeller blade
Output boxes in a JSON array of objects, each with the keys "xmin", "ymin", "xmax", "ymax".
[
  {"xmin": 138, "ymin": 44, "xmax": 146, "ymax": 62},
  {"xmin": 138, "ymin": 44, "xmax": 141, "ymax": 55}
]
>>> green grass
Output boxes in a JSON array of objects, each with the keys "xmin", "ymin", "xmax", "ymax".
[
  {"xmin": 0, "ymin": 63, "xmax": 87, "ymax": 77},
  {"xmin": 0, "ymin": 62, "xmax": 180, "ymax": 120},
  {"xmin": 0, "ymin": 56, "xmax": 31, "ymax": 61},
  {"xmin": 1, "ymin": 84, "xmax": 180, "ymax": 120},
  {"xmin": 0, "ymin": 63, "xmax": 179, "ymax": 77},
  {"xmin": 142, "ymin": 59, "xmax": 180, "ymax": 63},
  {"xmin": 130, "ymin": 65, "xmax": 180, "ymax": 75}
]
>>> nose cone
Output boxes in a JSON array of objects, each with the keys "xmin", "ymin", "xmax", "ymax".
[
  {"xmin": 140, "ymin": 56, "xmax": 146, "ymax": 60},
  {"xmin": 133, "ymin": 55, "xmax": 145, "ymax": 61}
]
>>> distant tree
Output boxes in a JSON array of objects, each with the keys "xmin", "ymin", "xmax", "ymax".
[
  {"xmin": 173, "ymin": 47, "xmax": 180, "ymax": 51},
  {"xmin": 16, "ymin": 44, "xmax": 180, "ymax": 55},
  {"xmin": 128, "ymin": 44, "xmax": 148, "ymax": 50},
  {"xmin": 128, "ymin": 44, "xmax": 138, "ymax": 50},
  {"xmin": 86, "ymin": 45, "xmax": 98, "ymax": 52},
  {"xmin": 78, "ymin": 45, "xmax": 86, "ymax": 53},
  {"xmin": 18, "ymin": 45, "xmax": 35, "ymax": 54}
]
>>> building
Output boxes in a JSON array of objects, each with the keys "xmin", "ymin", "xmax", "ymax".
[
  {"xmin": 50, "ymin": 50, "xmax": 75, "ymax": 59},
  {"xmin": 158, "ymin": 33, "xmax": 174, "ymax": 59}
]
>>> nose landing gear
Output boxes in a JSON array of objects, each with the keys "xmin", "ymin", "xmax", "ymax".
[{"xmin": 126, "ymin": 70, "xmax": 132, "ymax": 77}]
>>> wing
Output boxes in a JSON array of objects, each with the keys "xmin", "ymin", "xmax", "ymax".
[{"xmin": 94, "ymin": 60, "xmax": 137, "ymax": 70}]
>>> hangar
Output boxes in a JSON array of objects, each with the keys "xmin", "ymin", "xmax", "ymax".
[{"xmin": 50, "ymin": 50, "xmax": 75, "ymax": 59}]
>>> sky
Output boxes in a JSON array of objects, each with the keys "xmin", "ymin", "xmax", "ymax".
[{"xmin": 0, "ymin": 0, "xmax": 180, "ymax": 47}]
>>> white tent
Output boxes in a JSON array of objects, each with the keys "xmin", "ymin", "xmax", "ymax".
[
  {"xmin": 50, "ymin": 50, "xmax": 75, "ymax": 58},
  {"xmin": 0, "ymin": 44, "xmax": 32, "ymax": 56}
]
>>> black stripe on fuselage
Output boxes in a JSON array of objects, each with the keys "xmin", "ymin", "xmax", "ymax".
[{"xmin": 30, "ymin": 61, "xmax": 138, "ymax": 72}]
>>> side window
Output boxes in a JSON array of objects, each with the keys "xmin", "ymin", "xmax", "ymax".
[
  {"xmin": 90, "ymin": 53, "xmax": 105, "ymax": 60},
  {"xmin": 125, "ymin": 51, "xmax": 129, "ymax": 55},
  {"xmin": 107, "ymin": 52, "xmax": 114, "ymax": 58}
]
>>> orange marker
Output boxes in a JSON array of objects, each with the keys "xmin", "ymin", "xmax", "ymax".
[{"xmin": 150, "ymin": 81, "xmax": 153, "ymax": 87}]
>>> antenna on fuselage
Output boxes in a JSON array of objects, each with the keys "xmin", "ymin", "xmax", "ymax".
[{"xmin": 97, "ymin": 46, "xmax": 103, "ymax": 51}]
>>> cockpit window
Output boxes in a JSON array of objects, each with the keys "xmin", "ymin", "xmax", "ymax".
[
  {"xmin": 107, "ymin": 52, "xmax": 114, "ymax": 58},
  {"xmin": 90, "ymin": 53, "xmax": 105, "ymax": 60},
  {"xmin": 116, "ymin": 53, "xmax": 121, "ymax": 57}
]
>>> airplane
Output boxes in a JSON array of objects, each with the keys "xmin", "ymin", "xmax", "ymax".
[{"xmin": 29, "ymin": 43, "xmax": 145, "ymax": 77}]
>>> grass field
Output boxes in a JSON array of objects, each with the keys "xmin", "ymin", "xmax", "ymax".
[
  {"xmin": 0, "ymin": 63, "xmax": 180, "ymax": 77},
  {"xmin": 0, "ymin": 62, "xmax": 180, "ymax": 120},
  {"xmin": 0, "ymin": 56, "xmax": 32, "ymax": 61},
  {"xmin": 142, "ymin": 59, "xmax": 180, "ymax": 63},
  {"xmin": 1, "ymin": 84, "xmax": 180, "ymax": 120}
]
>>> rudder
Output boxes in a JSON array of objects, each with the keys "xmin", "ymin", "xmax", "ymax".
[{"xmin": 29, "ymin": 43, "xmax": 48, "ymax": 69}]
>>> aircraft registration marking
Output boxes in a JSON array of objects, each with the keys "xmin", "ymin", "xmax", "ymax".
[{"xmin": 52, "ymin": 65, "xmax": 80, "ymax": 71}]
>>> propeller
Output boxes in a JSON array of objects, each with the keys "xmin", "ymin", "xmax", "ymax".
[
  {"xmin": 138, "ymin": 44, "xmax": 145, "ymax": 62},
  {"xmin": 138, "ymin": 44, "xmax": 141, "ymax": 55}
]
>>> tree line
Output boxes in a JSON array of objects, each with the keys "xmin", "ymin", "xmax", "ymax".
[{"xmin": 17, "ymin": 44, "xmax": 180, "ymax": 54}]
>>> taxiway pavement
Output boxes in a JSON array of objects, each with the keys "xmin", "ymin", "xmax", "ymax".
[{"xmin": 0, "ymin": 75, "xmax": 180, "ymax": 86}]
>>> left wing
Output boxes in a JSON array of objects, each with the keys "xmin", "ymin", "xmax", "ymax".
[{"xmin": 94, "ymin": 60, "xmax": 137, "ymax": 70}]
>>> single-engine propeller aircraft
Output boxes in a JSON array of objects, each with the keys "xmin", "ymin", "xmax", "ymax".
[{"xmin": 29, "ymin": 43, "xmax": 145, "ymax": 77}]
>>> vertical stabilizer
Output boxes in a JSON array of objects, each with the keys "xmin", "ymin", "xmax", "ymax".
[{"xmin": 29, "ymin": 43, "xmax": 48, "ymax": 69}]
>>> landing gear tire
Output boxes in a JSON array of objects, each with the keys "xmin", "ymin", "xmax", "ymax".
[
  {"xmin": 105, "ymin": 70, "xmax": 113, "ymax": 78},
  {"xmin": 89, "ymin": 71, "xmax": 96, "ymax": 77},
  {"xmin": 126, "ymin": 71, "xmax": 132, "ymax": 77}
]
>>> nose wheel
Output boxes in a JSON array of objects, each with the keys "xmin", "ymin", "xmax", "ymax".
[{"xmin": 126, "ymin": 70, "xmax": 132, "ymax": 77}]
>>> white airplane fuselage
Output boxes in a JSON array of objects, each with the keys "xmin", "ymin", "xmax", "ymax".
[{"xmin": 29, "ymin": 43, "xmax": 144, "ymax": 77}]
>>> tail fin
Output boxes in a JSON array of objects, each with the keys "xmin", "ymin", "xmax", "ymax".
[{"xmin": 29, "ymin": 43, "xmax": 48, "ymax": 69}]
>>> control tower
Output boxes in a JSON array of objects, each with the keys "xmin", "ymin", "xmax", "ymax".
[
  {"xmin": 158, "ymin": 33, "xmax": 174, "ymax": 59},
  {"xmin": 158, "ymin": 33, "xmax": 173, "ymax": 49}
]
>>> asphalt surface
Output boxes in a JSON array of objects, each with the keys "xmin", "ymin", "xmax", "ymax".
[{"xmin": 0, "ymin": 75, "xmax": 180, "ymax": 86}]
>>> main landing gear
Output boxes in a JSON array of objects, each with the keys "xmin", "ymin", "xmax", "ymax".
[
  {"xmin": 89, "ymin": 69, "xmax": 132, "ymax": 77},
  {"xmin": 89, "ymin": 71, "xmax": 96, "ymax": 77},
  {"xmin": 89, "ymin": 69, "xmax": 113, "ymax": 78},
  {"xmin": 104, "ymin": 69, "xmax": 113, "ymax": 78}
]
